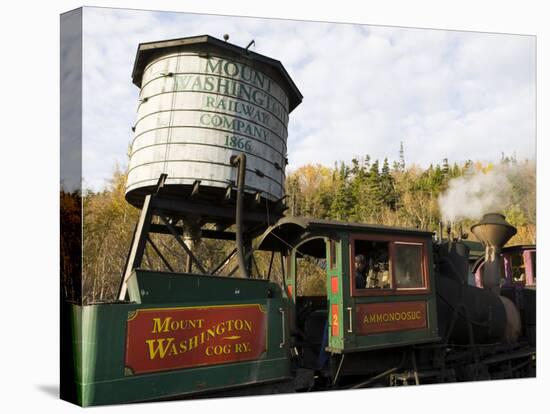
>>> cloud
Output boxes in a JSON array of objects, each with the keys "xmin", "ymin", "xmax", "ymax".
[{"xmin": 79, "ymin": 7, "xmax": 535, "ymax": 190}]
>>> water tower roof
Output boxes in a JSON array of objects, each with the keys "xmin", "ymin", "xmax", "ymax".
[{"xmin": 131, "ymin": 34, "xmax": 303, "ymax": 112}]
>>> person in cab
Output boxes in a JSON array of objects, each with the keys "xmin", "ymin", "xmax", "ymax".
[{"xmin": 355, "ymin": 254, "xmax": 367, "ymax": 288}]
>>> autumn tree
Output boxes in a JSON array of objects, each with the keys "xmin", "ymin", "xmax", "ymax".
[{"xmin": 60, "ymin": 189, "xmax": 82, "ymax": 302}]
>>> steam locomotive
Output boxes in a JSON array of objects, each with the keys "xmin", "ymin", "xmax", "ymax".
[
  {"xmin": 252, "ymin": 212, "xmax": 536, "ymax": 390},
  {"xmin": 63, "ymin": 199, "xmax": 536, "ymax": 405}
]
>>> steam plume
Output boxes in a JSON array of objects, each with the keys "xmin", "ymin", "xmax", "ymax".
[{"xmin": 438, "ymin": 163, "xmax": 523, "ymax": 222}]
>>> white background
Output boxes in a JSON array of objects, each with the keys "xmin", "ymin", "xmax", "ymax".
[{"xmin": 0, "ymin": 1, "xmax": 546, "ymax": 413}]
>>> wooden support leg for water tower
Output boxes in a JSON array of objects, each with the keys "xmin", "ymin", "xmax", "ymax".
[
  {"xmin": 244, "ymin": 237, "xmax": 253, "ymax": 276},
  {"xmin": 186, "ymin": 252, "xmax": 193, "ymax": 273},
  {"xmin": 118, "ymin": 194, "xmax": 154, "ymax": 303},
  {"xmin": 118, "ymin": 174, "xmax": 167, "ymax": 303}
]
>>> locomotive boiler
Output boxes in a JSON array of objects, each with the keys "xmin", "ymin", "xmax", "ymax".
[{"xmin": 434, "ymin": 213, "xmax": 522, "ymax": 345}]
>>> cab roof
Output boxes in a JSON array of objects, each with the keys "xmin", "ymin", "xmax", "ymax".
[{"xmin": 258, "ymin": 216, "xmax": 434, "ymax": 253}]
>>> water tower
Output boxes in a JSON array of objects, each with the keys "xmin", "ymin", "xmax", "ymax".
[{"xmin": 119, "ymin": 35, "xmax": 302, "ymax": 301}]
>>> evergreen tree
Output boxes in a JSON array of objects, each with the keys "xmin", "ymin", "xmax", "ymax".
[
  {"xmin": 351, "ymin": 157, "xmax": 360, "ymax": 176},
  {"xmin": 442, "ymin": 158, "xmax": 450, "ymax": 175},
  {"xmin": 392, "ymin": 160, "xmax": 400, "ymax": 171},
  {"xmin": 432, "ymin": 164, "xmax": 444, "ymax": 189},
  {"xmin": 380, "ymin": 158, "xmax": 398, "ymax": 209},
  {"xmin": 363, "ymin": 154, "xmax": 371, "ymax": 172},
  {"xmin": 363, "ymin": 159, "xmax": 383, "ymax": 218},
  {"xmin": 350, "ymin": 155, "xmax": 368, "ymax": 217},
  {"xmin": 330, "ymin": 162, "xmax": 353, "ymax": 220},
  {"xmin": 398, "ymin": 141, "xmax": 406, "ymax": 172},
  {"xmin": 450, "ymin": 163, "xmax": 461, "ymax": 178}
]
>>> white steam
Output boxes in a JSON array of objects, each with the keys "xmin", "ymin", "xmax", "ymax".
[{"xmin": 438, "ymin": 164, "xmax": 517, "ymax": 222}]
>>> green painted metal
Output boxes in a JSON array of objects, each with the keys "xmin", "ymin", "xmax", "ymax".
[
  {"xmin": 284, "ymin": 226, "xmax": 440, "ymax": 354},
  {"xmin": 69, "ymin": 270, "xmax": 291, "ymax": 406},
  {"xmin": 335, "ymin": 233, "xmax": 440, "ymax": 353},
  {"xmin": 285, "ymin": 253, "xmax": 296, "ymax": 332},
  {"xmin": 326, "ymin": 237, "xmax": 344, "ymax": 350}
]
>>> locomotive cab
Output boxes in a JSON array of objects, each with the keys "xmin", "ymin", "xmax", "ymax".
[
  {"xmin": 471, "ymin": 244, "xmax": 536, "ymax": 345},
  {"xmin": 473, "ymin": 245, "xmax": 536, "ymax": 289},
  {"xmin": 258, "ymin": 217, "xmax": 441, "ymax": 378}
]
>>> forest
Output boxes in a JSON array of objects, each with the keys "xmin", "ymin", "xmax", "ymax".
[
  {"xmin": 61, "ymin": 145, "xmax": 536, "ymax": 304},
  {"xmin": 285, "ymin": 146, "xmax": 535, "ymax": 243}
]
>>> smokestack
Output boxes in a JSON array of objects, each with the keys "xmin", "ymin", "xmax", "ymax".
[{"xmin": 471, "ymin": 213, "xmax": 517, "ymax": 294}]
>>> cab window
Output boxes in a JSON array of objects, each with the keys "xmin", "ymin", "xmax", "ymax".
[
  {"xmin": 352, "ymin": 235, "xmax": 428, "ymax": 295},
  {"xmin": 354, "ymin": 240, "xmax": 390, "ymax": 289},
  {"xmin": 509, "ymin": 252, "xmax": 526, "ymax": 284},
  {"xmin": 394, "ymin": 242, "xmax": 424, "ymax": 289}
]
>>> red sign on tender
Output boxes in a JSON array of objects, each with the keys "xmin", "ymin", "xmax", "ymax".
[{"xmin": 125, "ymin": 304, "xmax": 267, "ymax": 375}]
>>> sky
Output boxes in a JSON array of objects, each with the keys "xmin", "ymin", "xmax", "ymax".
[{"xmin": 80, "ymin": 6, "xmax": 536, "ymax": 191}]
